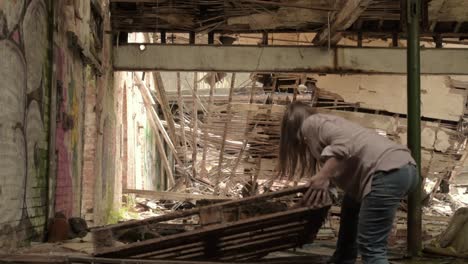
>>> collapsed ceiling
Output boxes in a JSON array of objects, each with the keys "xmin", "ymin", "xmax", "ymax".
[{"xmin": 110, "ymin": 0, "xmax": 468, "ymax": 40}]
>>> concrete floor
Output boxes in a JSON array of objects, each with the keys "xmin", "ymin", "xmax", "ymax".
[
  {"xmin": 1, "ymin": 239, "xmax": 462, "ymax": 264},
  {"xmin": 260, "ymin": 241, "xmax": 464, "ymax": 264}
]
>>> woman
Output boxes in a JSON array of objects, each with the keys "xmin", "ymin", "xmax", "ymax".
[{"xmin": 278, "ymin": 102, "xmax": 418, "ymax": 264}]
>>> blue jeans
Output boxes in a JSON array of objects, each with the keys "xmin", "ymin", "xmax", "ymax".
[{"xmin": 329, "ymin": 164, "xmax": 418, "ymax": 264}]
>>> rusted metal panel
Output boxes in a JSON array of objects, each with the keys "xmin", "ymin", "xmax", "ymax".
[{"xmin": 113, "ymin": 44, "xmax": 468, "ymax": 74}]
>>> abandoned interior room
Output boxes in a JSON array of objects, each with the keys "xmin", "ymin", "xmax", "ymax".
[{"xmin": 2, "ymin": 0, "xmax": 468, "ymax": 263}]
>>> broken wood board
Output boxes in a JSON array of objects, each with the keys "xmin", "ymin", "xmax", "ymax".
[
  {"xmin": 123, "ymin": 189, "xmax": 230, "ymax": 201},
  {"xmin": 0, "ymin": 254, "xmax": 243, "ymax": 264},
  {"xmin": 92, "ymin": 186, "xmax": 331, "ymax": 260}
]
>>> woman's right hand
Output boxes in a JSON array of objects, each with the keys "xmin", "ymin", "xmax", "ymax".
[{"xmin": 302, "ymin": 175, "xmax": 332, "ymax": 208}]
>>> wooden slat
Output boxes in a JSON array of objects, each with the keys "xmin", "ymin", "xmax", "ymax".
[
  {"xmin": 92, "ymin": 185, "xmax": 308, "ymax": 233},
  {"xmin": 133, "ymin": 74, "xmax": 175, "ymax": 187},
  {"xmin": 153, "ymin": 72, "xmax": 178, "ymax": 145},
  {"xmin": 0, "ymin": 255, "xmax": 66, "ymax": 263},
  {"xmin": 176, "ymin": 72, "xmax": 187, "ymax": 158},
  {"xmin": 201, "ymin": 74, "xmax": 216, "ymax": 177},
  {"xmin": 229, "ymin": 78, "xmax": 258, "ymax": 180},
  {"xmin": 94, "ymin": 206, "xmax": 315, "ymax": 258},
  {"xmin": 123, "ymin": 189, "xmax": 230, "ymax": 201},
  {"xmin": 216, "ymin": 73, "xmax": 236, "ymax": 185},
  {"xmin": 191, "ymin": 72, "xmax": 198, "ymax": 178}
]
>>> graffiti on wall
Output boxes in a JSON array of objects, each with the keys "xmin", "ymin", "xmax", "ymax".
[
  {"xmin": 1, "ymin": 0, "xmax": 119, "ymax": 247},
  {"xmin": 54, "ymin": 53, "xmax": 85, "ymax": 219},
  {"xmin": 0, "ymin": 0, "xmax": 50, "ymax": 247}
]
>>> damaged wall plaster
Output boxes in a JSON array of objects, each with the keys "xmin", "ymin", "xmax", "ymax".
[
  {"xmin": 312, "ymin": 75, "xmax": 467, "ymax": 121},
  {"xmin": 429, "ymin": 0, "xmax": 468, "ymax": 22}
]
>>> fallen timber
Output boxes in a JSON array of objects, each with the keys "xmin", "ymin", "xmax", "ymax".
[{"xmin": 92, "ymin": 186, "xmax": 331, "ymax": 260}]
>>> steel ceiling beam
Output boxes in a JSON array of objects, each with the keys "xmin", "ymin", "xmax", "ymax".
[{"xmin": 113, "ymin": 44, "xmax": 468, "ymax": 75}]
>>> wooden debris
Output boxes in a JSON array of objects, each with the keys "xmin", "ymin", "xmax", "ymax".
[
  {"xmin": 92, "ymin": 186, "xmax": 331, "ymax": 260},
  {"xmin": 217, "ymin": 73, "xmax": 236, "ymax": 187},
  {"xmin": 192, "ymin": 72, "xmax": 198, "ymax": 178},
  {"xmin": 201, "ymin": 74, "xmax": 216, "ymax": 177},
  {"xmin": 153, "ymin": 71, "xmax": 178, "ymax": 146},
  {"xmin": 424, "ymin": 207, "xmax": 468, "ymax": 258},
  {"xmin": 123, "ymin": 189, "xmax": 230, "ymax": 201},
  {"xmin": 133, "ymin": 74, "xmax": 175, "ymax": 187},
  {"xmin": 133, "ymin": 74, "xmax": 175, "ymax": 154}
]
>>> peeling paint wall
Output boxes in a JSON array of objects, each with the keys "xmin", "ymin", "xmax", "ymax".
[
  {"xmin": 54, "ymin": 0, "xmax": 123, "ymax": 226},
  {"xmin": 121, "ymin": 71, "xmax": 165, "ymax": 191},
  {"xmin": 92, "ymin": 69, "xmax": 123, "ymax": 225}
]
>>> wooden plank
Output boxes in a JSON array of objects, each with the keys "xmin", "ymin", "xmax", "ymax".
[
  {"xmin": 176, "ymin": 72, "xmax": 190, "ymax": 186},
  {"xmin": 293, "ymin": 78, "xmax": 300, "ymax": 102},
  {"xmin": 133, "ymin": 74, "xmax": 175, "ymax": 187},
  {"xmin": 135, "ymin": 242, "xmax": 205, "ymax": 258},
  {"xmin": 94, "ymin": 207, "xmax": 314, "ymax": 257},
  {"xmin": 0, "ymin": 255, "xmax": 66, "ymax": 263},
  {"xmin": 313, "ymin": 0, "xmax": 373, "ymax": 46},
  {"xmin": 229, "ymin": 78, "xmax": 258, "ymax": 180},
  {"xmin": 217, "ymin": 73, "xmax": 236, "ymax": 186},
  {"xmin": 123, "ymin": 189, "xmax": 230, "ymax": 201},
  {"xmin": 68, "ymin": 255, "xmax": 236, "ymax": 264},
  {"xmin": 226, "ymin": 0, "xmax": 334, "ymax": 11},
  {"xmin": 92, "ymin": 186, "xmax": 308, "ymax": 233},
  {"xmin": 133, "ymin": 74, "xmax": 176, "ymax": 153},
  {"xmin": 153, "ymin": 71, "xmax": 178, "ymax": 146},
  {"xmin": 201, "ymin": 74, "xmax": 216, "ymax": 177},
  {"xmin": 176, "ymin": 73, "xmax": 186, "ymax": 157},
  {"xmin": 191, "ymin": 72, "xmax": 198, "ymax": 178}
]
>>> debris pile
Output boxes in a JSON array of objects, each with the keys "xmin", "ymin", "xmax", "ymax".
[{"xmin": 91, "ymin": 186, "xmax": 331, "ymax": 261}]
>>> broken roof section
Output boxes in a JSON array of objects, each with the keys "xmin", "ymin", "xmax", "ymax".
[{"xmin": 110, "ymin": 0, "xmax": 468, "ymax": 42}]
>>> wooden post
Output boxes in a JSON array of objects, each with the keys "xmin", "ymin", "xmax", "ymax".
[
  {"xmin": 293, "ymin": 78, "xmax": 300, "ymax": 102},
  {"xmin": 189, "ymin": 32, "xmax": 195, "ymax": 44},
  {"xmin": 208, "ymin": 32, "xmax": 215, "ymax": 44},
  {"xmin": 160, "ymin": 31, "xmax": 166, "ymax": 44}
]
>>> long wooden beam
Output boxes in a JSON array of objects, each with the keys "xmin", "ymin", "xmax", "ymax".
[
  {"xmin": 133, "ymin": 75, "xmax": 175, "ymax": 187},
  {"xmin": 114, "ymin": 44, "xmax": 468, "ymax": 74},
  {"xmin": 123, "ymin": 189, "xmax": 230, "ymax": 201},
  {"xmin": 313, "ymin": 0, "xmax": 373, "ymax": 46}
]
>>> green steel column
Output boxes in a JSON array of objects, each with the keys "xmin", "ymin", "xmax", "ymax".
[{"xmin": 407, "ymin": 0, "xmax": 422, "ymax": 257}]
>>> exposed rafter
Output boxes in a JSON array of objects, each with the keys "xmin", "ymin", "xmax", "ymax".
[{"xmin": 313, "ymin": 0, "xmax": 373, "ymax": 46}]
